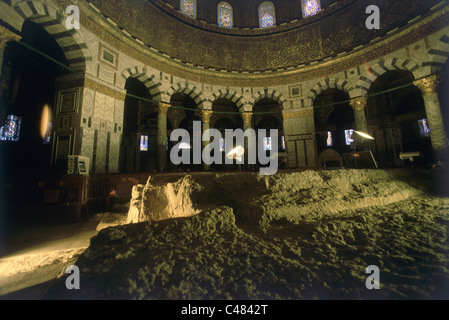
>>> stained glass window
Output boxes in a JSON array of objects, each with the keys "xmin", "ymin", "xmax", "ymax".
[
  {"xmin": 140, "ymin": 135, "xmax": 148, "ymax": 151},
  {"xmin": 218, "ymin": 2, "xmax": 233, "ymax": 29},
  {"xmin": 43, "ymin": 122, "xmax": 52, "ymax": 144},
  {"xmin": 418, "ymin": 119, "xmax": 431, "ymax": 137},
  {"xmin": 219, "ymin": 138, "xmax": 225, "ymax": 152},
  {"xmin": 259, "ymin": 2, "xmax": 276, "ymax": 29},
  {"xmin": 302, "ymin": 0, "xmax": 321, "ymax": 18},
  {"xmin": 327, "ymin": 131, "xmax": 333, "ymax": 147},
  {"xmin": 0, "ymin": 115, "xmax": 22, "ymax": 142},
  {"xmin": 345, "ymin": 129, "xmax": 355, "ymax": 146},
  {"xmin": 181, "ymin": 0, "xmax": 196, "ymax": 18},
  {"xmin": 263, "ymin": 137, "xmax": 272, "ymax": 151}
]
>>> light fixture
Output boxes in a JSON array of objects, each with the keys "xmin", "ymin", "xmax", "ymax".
[
  {"xmin": 355, "ymin": 131, "xmax": 375, "ymax": 140},
  {"xmin": 226, "ymin": 145, "xmax": 244, "ymax": 159},
  {"xmin": 40, "ymin": 104, "xmax": 51, "ymax": 138}
]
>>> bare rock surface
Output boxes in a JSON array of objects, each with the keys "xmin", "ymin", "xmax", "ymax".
[{"xmin": 45, "ymin": 169, "xmax": 449, "ymax": 300}]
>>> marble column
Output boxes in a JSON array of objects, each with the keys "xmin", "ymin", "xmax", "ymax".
[
  {"xmin": 350, "ymin": 97, "xmax": 369, "ymax": 133},
  {"xmin": 201, "ymin": 110, "xmax": 213, "ymax": 171},
  {"xmin": 242, "ymin": 112, "xmax": 253, "ymax": 169},
  {"xmin": 0, "ymin": 26, "xmax": 21, "ymax": 122},
  {"xmin": 157, "ymin": 102, "xmax": 170, "ymax": 171},
  {"xmin": 414, "ymin": 75, "xmax": 449, "ymax": 163}
]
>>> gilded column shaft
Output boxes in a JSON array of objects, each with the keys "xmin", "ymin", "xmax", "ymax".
[
  {"xmin": 157, "ymin": 102, "xmax": 170, "ymax": 170},
  {"xmin": 201, "ymin": 110, "xmax": 213, "ymax": 171},
  {"xmin": 242, "ymin": 112, "xmax": 253, "ymax": 169},
  {"xmin": 414, "ymin": 75, "xmax": 448, "ymax": 161},
  {"xmin": 350, "ymin": 97, "xmax": 368, "ymax": 133}
]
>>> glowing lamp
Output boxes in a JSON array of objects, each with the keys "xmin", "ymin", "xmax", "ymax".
[
  {"xmin": 226, "ymin": 145, "xmax": 244, "ymax": 159},
  {"xmin": 355, "ymin": 131, "xmax": 375, "ymax": 140},
  {"xmin": 40, "ymin": 105, "xmax": 51, "ymax": 138}
]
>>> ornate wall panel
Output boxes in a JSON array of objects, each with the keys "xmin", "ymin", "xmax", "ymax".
[{"xmin": 88, "ymin": 0, "xmax": 442, "ymax": 72}]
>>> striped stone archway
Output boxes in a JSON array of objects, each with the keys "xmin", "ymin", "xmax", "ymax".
[
  {"xmin": 356, "ymin": 58, "xmax": 420, "ymax": 96},
  {"xmin": 11, "ymin": 0, "xmax": 92, "ymax": 73},
  {"xmin": 209, "ymin": 88, "xmax": 245, "ymax": 110},
  {"xmin": 306, "ymin": 78, "xmax": 351, "ymax": 107},
  {"xmin": 121, "ymin": 66, "xmax": 162, "ymax": 101},
  {"xmin": 249, "ymin": 88, "xmax": 287, "ymax": 110},
  {"xmin": 166, "ymin": 82, "xmax": 207, "ymax": 108}
]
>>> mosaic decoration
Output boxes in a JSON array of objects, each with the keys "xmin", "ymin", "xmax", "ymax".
[
  {"xmin": 302, "ymin": 0, "xmax": 321, "ymax": 17},
  {"xmin": 181, "ymin": 0, "xmax": 196, "ymax": 18},
  {"xmin": 218, "ymin": 2, "xmax": 233, "ymax": 28},
  {"xmin": 259, "ymin": 2, "xmax": 275, "ymax": 29}
]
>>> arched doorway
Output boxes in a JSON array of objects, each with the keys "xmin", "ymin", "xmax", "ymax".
[
  {"xmin": 0, "ymin": 20, "xmax": 70, "ymax": 177},
  {"xmin": 253, "ymin": 98, "xmax": 285, "ymax": 169},
  {"xmin": 314, "ymin": 89, "xmax": 354, "ymax": 159},
  {"xmin": 367, "ymin": 70, "xmax": 430, "ymax": 167},
  {"xmin": 121, "ymin": 77, "xmax": 155, "ymax": 173},
  {"xmin": 170, "ymin": 92, "xmax": 200, "ymax": 171},
  {"xmin": 211, "ymin": 98, "xmax": 242, "ymax": 171}
]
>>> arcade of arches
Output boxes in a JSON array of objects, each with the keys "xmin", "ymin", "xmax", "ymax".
[{"xmin": 0, "ymin": 0, "xmax": 448, "ymax": 178}]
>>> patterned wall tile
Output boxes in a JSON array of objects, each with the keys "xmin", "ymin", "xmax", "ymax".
[{"xmin": 95, "ymin": 131, "xmax": 107, "ymax": 173}]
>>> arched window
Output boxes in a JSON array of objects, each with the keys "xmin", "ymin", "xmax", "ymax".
[
  {"xmin": 181, "ymin": 0, "xmax": 196, "ymax": 18},
  {"xmin": 259, "ymin": 2, "xmax": 276, "ymax": 29},
  {"xmin": 218, "ymin": 2, "xmax": 233, "ymax": 29},
  {"xmin": 302, "ymin": 0, "xmax": 321, "ymax": 18}
]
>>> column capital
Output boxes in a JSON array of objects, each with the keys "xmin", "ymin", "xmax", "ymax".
[
  {"xmin": 350, "ymin": 97, "xmax": 367, "ymax": 111},
  {"xmin": 157, "ymin": 102, "xmax": 171, "ymax": 115},
  {"xmin": 414, "ymin": 75, "xmax": 440, "ymax": 96},
  {"xmin": 201, "ymin": 110, "xmax": 213, "ymax": 124},
  {"xmin": 242, "ymin": 112, "xmax": 253, "ymax": 124},
  {"xmin": 0, "ymin": 25, "xmax": 21, "ymax": 51}
]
